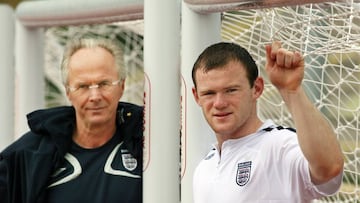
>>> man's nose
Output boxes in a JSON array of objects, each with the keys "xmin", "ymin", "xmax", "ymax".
[
  {"xmin": 213, "ymin": 93, "xmax": 227, "ymax": 108},
  {"xmin": 88, "ymin": 85, "xmax": 102, "ymax": 99}
]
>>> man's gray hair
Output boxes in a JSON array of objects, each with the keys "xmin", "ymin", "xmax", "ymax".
[{"xmin": 60, "ymin": 36, "xmax": 126, "ymax": 86}]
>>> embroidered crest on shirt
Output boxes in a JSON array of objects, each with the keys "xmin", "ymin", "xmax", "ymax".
[
  {"xmin": 122, "ymin": 153, "xmax": 138, "ymax": 171},
  {"xmin": 236, "ymin": 161, "xmax": 252, "ymax": 186}
]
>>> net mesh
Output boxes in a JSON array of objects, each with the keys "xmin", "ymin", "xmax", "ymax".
[{"xmin": 221, "ymin": 1, "xmax": 360, "ymax": 202}]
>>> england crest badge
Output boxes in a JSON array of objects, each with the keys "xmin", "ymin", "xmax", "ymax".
[
  {"xmin": 122, "ymin": 153, "xmax": 138, "ymax": 171},
  {"xmin": 236, "ymin": 161, "xmax": 252, "ymax": 186}
]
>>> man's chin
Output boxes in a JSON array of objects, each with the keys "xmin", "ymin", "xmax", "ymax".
[
  {"xmin": 213, "ymin": 126, "xmax": 233, "ymax": 135},
  {"xmin": 86, "ymin": 116, "xmax": 108, "ymax": 125}
]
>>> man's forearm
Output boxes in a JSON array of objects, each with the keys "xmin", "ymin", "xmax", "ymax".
[{"xmin": 280, "ymin": 87, "xmax": 344, "ymax": 184}]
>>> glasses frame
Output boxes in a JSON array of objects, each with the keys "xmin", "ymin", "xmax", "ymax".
[{"xmin": 67, "ymin": 80, "xmax": 121, "ymax": 94}]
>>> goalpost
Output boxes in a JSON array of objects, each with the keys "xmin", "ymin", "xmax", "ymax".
[
  {"xmin": 0, "ymin": 4, "xmax": 15, "ymax": 150},
  {"xmin": 8, "ymin": 0, "xmax": 359, "ymax": 202}
]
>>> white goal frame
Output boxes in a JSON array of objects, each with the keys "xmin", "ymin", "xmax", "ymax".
[
  {"xmin": 0, "ymin": 4, "xmax": 15, "ymax": 150},
  {"xmin": 1, "ymin": 0, "xmax": 352, "ymax": 203}
]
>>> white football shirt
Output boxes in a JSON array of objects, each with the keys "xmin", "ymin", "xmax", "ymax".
[{"xmin": 193, "ymin": 120, "xmax": 342, "ymax": 203}]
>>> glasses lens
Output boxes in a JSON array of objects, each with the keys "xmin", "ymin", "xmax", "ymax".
[{"xmin": 68, "ymin": 80, "xmax": 119, "ymax": 95}]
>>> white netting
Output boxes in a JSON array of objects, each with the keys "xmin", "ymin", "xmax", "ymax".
[
  {"xmin": 44, "ymin": 21, "xmax": 144, "ymax": 107},
  {"xmin": 221, "ymin": 1, "xmax": 360, "ymax": 202}
]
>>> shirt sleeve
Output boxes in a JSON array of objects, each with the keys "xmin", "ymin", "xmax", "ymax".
[
  {"xmin": 303, "ymin": 160, "xmax": 343, "ymax": 197},
  {"xmin": 274, "ymin": 129, "xmax": 342, "ymax": 200}
]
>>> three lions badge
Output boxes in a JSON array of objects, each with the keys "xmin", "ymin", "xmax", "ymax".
[{"xmin": 236, "ymin": 161, "xmax": 252, "ymax": 186}]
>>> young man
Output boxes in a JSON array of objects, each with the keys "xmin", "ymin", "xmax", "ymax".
[
  {"xmin": 0, "ymin": 36, "xmax": 143, "ymax": 203},
  {"xmin": 191, "ymin": 41, "xmax": 344, "ymax": 202}
]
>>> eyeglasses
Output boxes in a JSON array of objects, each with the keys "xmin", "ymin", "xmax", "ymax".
[{"xmin": 67, "ymin": 80, "xmax": 121, "ymax": 95}]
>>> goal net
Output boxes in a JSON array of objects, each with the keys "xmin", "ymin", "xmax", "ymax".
[{"xmin": 220, "ymin": 1, "xmax": 359, "ymax": 202}]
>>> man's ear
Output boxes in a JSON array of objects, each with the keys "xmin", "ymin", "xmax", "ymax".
[
  {"xmin": 253, "ymin": 77, "xmax": 264, "ymax": 99},
  {"xmin": 66, "ymin": 89, "xmax": 72, "ymax": 104},
  {"xmin": 119, "ymin": 79, "xmax": 126, "ymax": 98},
  {"xmin": 192, "ymin": 87, "xmax": 200, "ymax": 105}
]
